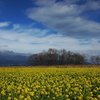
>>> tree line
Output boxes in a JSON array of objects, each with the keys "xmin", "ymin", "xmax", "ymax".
[
  {"xmin": 27, "ymin": 48, "xmax": 100, "ymax": 66},
  {"xmin": 90, "ymin": 56, "xmax": 100, "ymax": 65},
  {"xmin": 27, "ymin": 48, "xmax": 88, "ymax": 66}
]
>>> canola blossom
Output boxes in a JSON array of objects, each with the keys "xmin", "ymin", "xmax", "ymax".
[{"xmin": 0, "ymin": 67, "xmax": 100, "ymax": 100}]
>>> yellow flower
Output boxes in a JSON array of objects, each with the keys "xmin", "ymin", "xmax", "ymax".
[
  {"xmin": 45, "ymin": 91, "xmax": 48, "ymax": 95},
  {"xmin": 47, "ymin": 95, "xmax": 50, "ymax": 98},
  {"xmin": 24, "ymin": 88, "xmax": 28, "ymax": 94},
  {"xmin": 86, "ymin": 96, "xmax": 91, "ymax": 100},
  {"xmin": 8, "ymin": 97, "xmax": 11, "ymax": 100},
  {"xmin": 19, "ymin": 95, "xmax": 24, "ymax": 100},
  {"xmin": 56, "ymin": 94, "xmax": 59, "ymax": 97},
  {"xmin": 67, "ymin": 83, "xmax": 71, "ymax": 88},
  {"xmin": 97, "ymin": 95, "xmax": 100, "ymax": 99},
  {"xmin": 74, "ymin": 91, "xmax": 77, "ymax": 94},
  {"xmin": 41, "ymin": 91, "xmax": 44, "ymax": 94},
  {"xmin": 18, "ymin": 86, "xmax": 21, "ymax": 90},
  {"xmin": 66, "ymin": 95, "xmax": 69, "ymax": 98},
  {"xmin": 91, "ymin": 98, "xmax": 98, "ymax": 100},
  {"xmin": 1, "ymin": 90, "xmax": 5, "ymax": 95},
  {"xmin": 74, "ymin": 97, "xmax": 77, "ymax": 99},
  {"xmin": 51, "ymin": 89, "xmax": 54, "ymax": 93},
  {"xmin": 74, "ymin": 87, "xmax": 79, "ymax": 91},
  {"xmin": 53, "ymin": 97, "xmax": 56, "ymax": 100},
  {"xmin": 55, "ymin": 92, "xmax": 57, "ymax": 95},
  {"xmin": 14, "ymin": 97, "xmax": 18, "ymax": 100},
  {"xmin": 17, "ymin": 90, "xmax": 20, "ymax": 94},
  {"xmin": 93, "ymin": 89, "xmax": 97, "ymax": 93},
  {"xmin": 27, "ymin": 95, "xmax": 31, "ymax": 100},
  {"xmin": 59, "ymin": 93, "xmax": 62, "ymax": 96},
  {"xmin": 7, "ymin": 85, "xmax": 11, "ymax": 92},
  {"xmin": 78, "ymin": 96, "xmax": 82, "ymax": 100},
  {"xmin": 9, "ymin": 93, "xmax": 11, "ymax": 96},
  {"xmin": 90, "ymin": 92, "xmax": 93, "ymax": 97},
  {"xmin": 30, "ymin": 92, "xmax": 34, "ymax": 96},
  {"xmin": 65, "ymin": 89, "xmax": 68, "ymax": 92},
  {"xmin": 24, "ymin": 98, "xmax": 27, "ymax": 100},
  {"xmin": 66, "ymin": 99, "xmax": 70, "ymax": 100}
]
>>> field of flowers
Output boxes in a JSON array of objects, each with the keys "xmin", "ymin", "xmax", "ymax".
[{"xmin": 0, "ymin": 67, "xmax": 100, "ymax": 100}]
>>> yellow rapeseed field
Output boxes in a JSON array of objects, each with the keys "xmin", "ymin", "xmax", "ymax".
[{"xmin": 0, "ymin": 67, "xmax": 100, "ymax": 100}]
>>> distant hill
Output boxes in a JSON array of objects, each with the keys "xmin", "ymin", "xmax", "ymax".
[{"xmin": 0, "ymin": 50, "xmax": 31, "ymax": 66}]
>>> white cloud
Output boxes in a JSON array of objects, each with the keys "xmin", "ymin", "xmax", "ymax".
[
  {"xmin": 81, "ymin": 1, "xmax": 100, "ymax": 11},
  {"xmin": 0, "ymin": 23, "xmax": 100, "ymax": 54},
  {"xmin": 34, "ymin": 0, "xmax": 56, "ymax": 6},
  {"xmin": 13, "ymin": 24, "xmax": 20, "ymax": 29},
  {"xmin": 26, "ymin": 0, "xmax": 100, "ymax": 38},
  {"xmin": 0, "ymin": 22, "xmax": 10, "ymax": 27}
]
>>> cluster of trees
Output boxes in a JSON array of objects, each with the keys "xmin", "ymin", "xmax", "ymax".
[
  {"xmin": 27, "ymin": 48, "xmax": 87, "ymax": 66},
  {"xmin": 90, "ymin": 56, "xmax": 100, "ymax": 65}
]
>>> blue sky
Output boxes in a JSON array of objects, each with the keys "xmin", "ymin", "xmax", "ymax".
[{"xmin": 0, "ymin": 0, "xmax": 100, "ymax": 56}]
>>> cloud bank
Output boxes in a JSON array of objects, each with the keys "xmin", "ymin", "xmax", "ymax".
[
  {"xmin": 0, "ymin": 22, "xmax": 10, "ymax": 27},
  {"xmin": 0, "ymin": 21, "xmax": 100, "ymax": 55},
  {"xmin": 26, "ymin": 0, "xmax": 100, "ymax": 38}
]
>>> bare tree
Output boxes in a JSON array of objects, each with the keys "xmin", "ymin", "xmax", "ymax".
[
  {"xmin": 72, "ymin": 53, "xmax": 86, "ymax": 64},
  {"xmin": 66, "ymin": 51, "xmax": 73, "ymax": 64},
  {"xmin": 59, "ymin": 49, "xmax": 67, "ymax": 65},
  {"xmin": 47, "ymin": 48, "xmax": 58, "ymax": 65},
  {"xmin": 27, "ymin": 48, "xmax": 58, "ymax": 66},
  {"xmin": 90, "ymin": 56, "xmax": 100, "ymax": 65},
  {"xmin": 65, "ymin": 51, "xmax": 86, "ymax": 64},
  {"xmin": 27, "ymin": 54, "xmax": 38, "ymax": 66},
  {"xmin": 27, "ymin": 48, "xmax": 87, "ymax": 66},
  {"xmin": 16, "ymin": 60, "xmax": 19, "ymax": 66}
]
